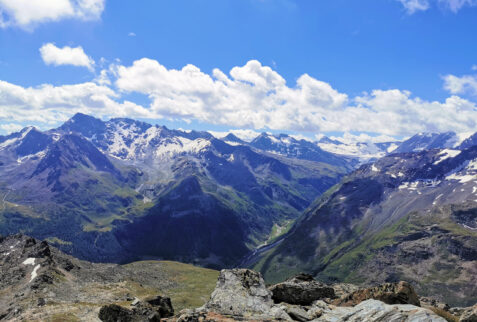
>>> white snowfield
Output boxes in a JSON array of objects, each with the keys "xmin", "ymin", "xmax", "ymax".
[
  {"xmin": 105, "ymin": 123, "xmax": 211, "ymax": 160},
  {"xmin": 434, "ymin": 149, "xmax": 461, "ymax": 165}
]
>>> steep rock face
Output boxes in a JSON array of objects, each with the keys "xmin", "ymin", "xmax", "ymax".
[{"xmin": 256, "ymin": 146, "xmax": 477, "ymax": 306}]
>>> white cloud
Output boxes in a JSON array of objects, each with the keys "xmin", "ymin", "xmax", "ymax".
[
  {"xmin": 398, "ymin": 0, "xmax": 430, "ymax": 14},
  {"xmin": 0, "ymin": 0, "xmax": 104, "ymax": 29},
  {"xmin": 0, "ymin": 123, "xmax": 24, "ymax": 133},
  {"xmin": 472, "ymin": 65, "xmax": 477, "ymax": 71},
  {"xmin": 128, "ymin": 32, "xmax": 136, "ymax": 37},
  {"xmin": 397, "ymin": 0, "xmax": 477, "ymax": 13},
  {"xmin": 113, "ymin": 58, "xmax": 476, "ymax": 136},
  {"xmin": 0, "ymin": 59, "xmax": 476, "ymax": 137},
  {"xmin": 438, "ymin": 0, "xmax": 477, "ymax": 12},
  {"xmin": 443, "ymin": 74, "xmax": 477, "ymax": 96},
  {"xmin": 0, "ymin": 80, "xmax": 150, "ymax": 126},
  {"xmin": 40, "ymin": 43, "xmax": 95, "ymax": 71}
]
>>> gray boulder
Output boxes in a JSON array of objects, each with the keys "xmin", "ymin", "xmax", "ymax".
[
  {"xmin": 203, "ymin": 268, "xmax": 290, "ymax": 320},
  {"xmin": 317, "ymin": 299, "xmax": 447, "ymax": 321},
  {"xmin": 269, "ymin": 273, "xmax": 335, "ymax": 305},
  {"xmin": 98, "ymin": 296, "xmax": 174, "ymax": 322}
]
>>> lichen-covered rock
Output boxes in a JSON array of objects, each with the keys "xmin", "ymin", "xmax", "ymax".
[
  {"xmin": 333, "ymin": 281, "xmax": 420, "ymax": 307},
  {"xmin": 269, "ymin": 273, "xmax": 335, "ymax": 305},
  {"xmin": 460, "ymin": 304, "xmax": 477, "ymax": 322},
  {"xmin": 144, "ymin": 295, "xmax": 174, "ymax": 317},
  {"xmin": 318, "ymin": 299, "xmax": 446, "ymax": 321},
  {"xmin": 203, "ymin": 269, "xmax": 290, "ymax": 319},
  {"xmin": 331, "ymin": 283, "xmax": 360, "ymax": 299}
]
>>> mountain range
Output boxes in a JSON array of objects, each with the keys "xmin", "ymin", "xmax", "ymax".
[
  {"xmin": 0, "ymin": 113, "xmax": 352, "ymax": 267},
  {"xmin": 1, "ymin": 113, "xmax": 476, "ymax": 308}
]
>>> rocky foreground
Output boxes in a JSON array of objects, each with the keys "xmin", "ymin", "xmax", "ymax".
[{"xmin": 1, "ymin": 234, "xmax": 477, "ymax": 321}]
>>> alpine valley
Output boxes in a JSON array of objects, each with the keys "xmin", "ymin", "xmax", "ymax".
[
  {"xmin": 0, "ymin": 113, "xmax": 354, "ymax": 268},
  {"xmin": 1, "ymin": 113, "xmax": 477, "ymax": 312}
]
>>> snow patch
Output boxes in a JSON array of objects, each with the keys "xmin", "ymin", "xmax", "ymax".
[
  {"xmin": 446, "ymin": 174, "xmax": 476, "ymax": 183},
  {"xmin": 434, "ymin": 149, "xmax": 461, "ymax": 165},
  {"xmin": 30, "ymin": 264, "xmax": 40, "ymax": 282},
  {"xmin": 22, "ymin": 258, "xmax": 36, "ymax": 265}
]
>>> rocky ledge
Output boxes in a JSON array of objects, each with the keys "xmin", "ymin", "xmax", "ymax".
[{"xmin": 159, "ymin": 269, "xmax": 450, "ymax": 322}]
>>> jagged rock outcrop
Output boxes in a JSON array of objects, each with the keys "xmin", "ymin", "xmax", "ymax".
[
  {"xmin": 98, "ymin": 296, "xmax": 174, "ymax": 322},
  {"xmin": 269, "ymin": 273, "xmax": 335, "ymax": 305},
  {"xmin": 202, "ymin": 269, "xmax": 290, "ymax": 319},
  {"xmin": 460, "ymin": 304, "xmax": 477, "ymax": 322},
  {"xmin": 333, "ymin": 281, "xmax": 420, "ymax": 307},
  {"xmin": 167, "ymin": 269, "xmax": 448, "ymax": 322}
]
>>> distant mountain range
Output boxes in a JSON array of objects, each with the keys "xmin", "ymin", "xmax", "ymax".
[
  {"xmin": 215, "ymin": 129, "xmax": 476, "ymax": 163},
  {"xmin": 0, "ymin": 113, "xmax": 352, "ymax": 267}
]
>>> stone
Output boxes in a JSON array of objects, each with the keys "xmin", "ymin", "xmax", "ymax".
[
  {"xmin": 331, "ymin": 283, "xmax": 360, "ymax": 299},
  {"xmin": 318, "ymin": 299, "xmax": 447, "ymax": 322},
  {"xmin": 204, "ymin": 269, "xmax": 273, "ymax": 316},
  {"xmin": 333, "ymin": 281, "xmax": 420, "ymax": 307},
  {"xmin": 98, "ymin": 304, "xmax": 134, "ymax": 322},
  {"xmin": 203, "ymin": 269, "xmax": 289, "ymax": 319},
  {"xmin": 143, "ymin": 295, "xmax": 174, "ymax": 317},
  {"xmin": 460, "ymin": 304, "xmax": 477, "ymax": 322},
  {"xmin": 269, "ymin": 273, "xmax": 335, "ymax": 305},
  {"xmin": 285, "ymin": 305, "xmax": 311, "ymax": 321}
]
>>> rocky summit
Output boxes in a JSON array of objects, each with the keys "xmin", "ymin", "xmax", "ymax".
[
  {"xmin": 167, "ymin": 268, "xmax": 451, "ymax": 322},
  {"xmin": 2, "ymin": 234, "xmax": 476, "ymax": 321}
]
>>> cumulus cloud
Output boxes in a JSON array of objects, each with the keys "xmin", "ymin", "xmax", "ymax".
[
  {"xmin": 40, "ymin": 43, "xmax": 95, "ymax": 71},
  {"xmin": 0, "ymin": 59, "xmax": 476, "ymax": 137},
  {"xmin": 0, "ymin": 0, "xmax": 104, "ymax": 29},
  {"xmin": 0, "ymin": 80, "xmax": 149, "ymax": 127},
  {"xmin": 443, "ymin": 74, "xmax": 477, "ymax": 96},
  {"xmin": 397, "ymin": 0, "xmax": 477, "ymax": 13}
]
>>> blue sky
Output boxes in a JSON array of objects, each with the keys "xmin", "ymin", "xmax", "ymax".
[{"xmin": 0, "ymin": 0, "xmax": 476, "ymax": 142}]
